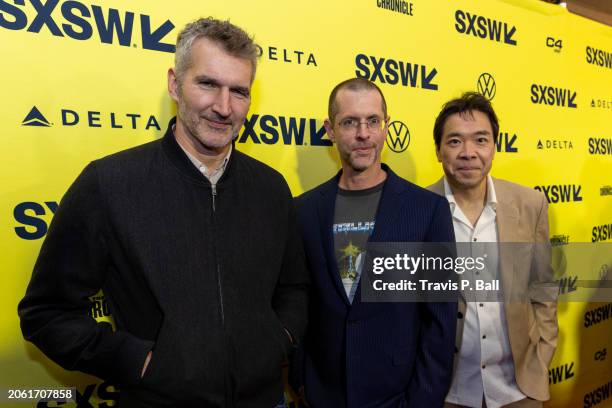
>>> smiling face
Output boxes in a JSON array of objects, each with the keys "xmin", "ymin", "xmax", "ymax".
[
  {"xmin": 436, "ymin": 110, "xmax": 495, "ymax": 192},
  {"xmin": 168, "ymin": 37, "xmax": 253, "ymax": 152},
  {"xmin": 325, "ymin": 88, "xmax": 388, "ymax": 174}
]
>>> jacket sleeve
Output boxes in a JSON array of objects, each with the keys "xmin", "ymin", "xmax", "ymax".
[
  {"xmin": 407, "ymin": 197, "xmax": 457, "ymax": 407},
  {"xmin": 272, "ymin": 187, "xmax": 309, "ymax": 355},
  {"xmin": 18, "ymin": 163, "xmax": 153, "ymax": 385},
  {"xmin": 530, "ymin": 194, "xmax": 558, "ymax": 366}
]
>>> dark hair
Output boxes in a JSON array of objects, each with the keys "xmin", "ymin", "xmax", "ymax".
[
  {"xmin": 328, "ymin": 78, "xmax": 387, "ymax": 124},
  {"xmin": 433, "ymin": 92, "xmax": 499, "ymax": 150},
  {"xmin": 175, "ymin": 17, "xmax": 259, "ymax": 82}
]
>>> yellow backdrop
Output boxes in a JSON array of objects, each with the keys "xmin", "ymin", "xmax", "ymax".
[{"xmin": 1, "ymin": 0, "xmax": 610, "ymax": 406}]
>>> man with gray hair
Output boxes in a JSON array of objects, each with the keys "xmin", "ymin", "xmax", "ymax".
[{"xmin": 19, "ymin": 17, "xmax": 308, "ymax": 407}]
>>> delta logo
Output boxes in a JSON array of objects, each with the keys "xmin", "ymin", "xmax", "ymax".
[
  {"xmin": 21, "ymin": 106, "xmax": 161, "ymax": 130},
  {"xmin": 536, "ymin": 139, "xmax": 573, "ymax": 150},
  {"xmin": 0, "ymin": 0, "xmax": 174, "ymax": 53}
]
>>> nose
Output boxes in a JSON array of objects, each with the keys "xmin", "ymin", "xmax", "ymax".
[
  {"xmin": 459, "ymin": 140, "xmax": 477, "ymax": 159},
  {"xmin": 355, "ymin": 122, "xmax": 370, "ymax": 139},
  {"xmin": 212, "ymin": 87, "xmax": 231, "ymax": 117}
]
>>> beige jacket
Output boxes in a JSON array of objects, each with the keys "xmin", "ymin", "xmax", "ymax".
[{"xmin": 428, "ymin": 177, "xmax": 558, "ymax": 401}]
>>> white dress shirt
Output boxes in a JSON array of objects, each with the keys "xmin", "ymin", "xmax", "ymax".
[
  {"xmin": 444, "ymin": 176, "xmax": 526, "ymax": 408},
  {"xmin": 179, "ymin": 142, "xmax": 232, "ymax": 186}
]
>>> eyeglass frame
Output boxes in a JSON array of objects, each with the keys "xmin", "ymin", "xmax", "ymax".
[{"xmin": 335, "ymin": 115, "xmax": 389, "ymax": 133}]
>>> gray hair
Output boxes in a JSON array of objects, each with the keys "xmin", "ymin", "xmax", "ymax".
[{"xmin": 175, "ymin": 17, "xmax": 259, "ymax": 82}]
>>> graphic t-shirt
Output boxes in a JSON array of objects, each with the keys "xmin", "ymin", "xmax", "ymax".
[{"xmin": 333, "ymin": 182, "xmax": 383, "ymax": 303}]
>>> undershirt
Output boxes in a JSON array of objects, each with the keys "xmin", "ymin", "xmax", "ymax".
[{"xmin": 332, "ymin": 182, "xmax": 383, "ymax": 303}]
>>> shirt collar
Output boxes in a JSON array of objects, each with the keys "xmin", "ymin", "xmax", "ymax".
[
  {"xmin": 443, "ymin": 175, "xmax": 497, "ymax": 214},
  {"xmin": 173, "ymin": 124, "xmax": 232, "ymax": 180}
]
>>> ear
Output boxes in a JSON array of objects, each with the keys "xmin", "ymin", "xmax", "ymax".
[
  {"xmin": 324, "ymin": 119, "xmax": 335, "ymax": 143},
  {"xmin": 168, "ymin": 68, "xmax": 179, "ymax": 103}
]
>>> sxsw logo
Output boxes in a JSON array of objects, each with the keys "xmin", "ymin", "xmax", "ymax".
[
  {"xmin": 584, "ymin": 380, "xmax": 612, "ymax": 408},
  {"xmin": 584, "ymin": 303, "xmax": 611, "ymax": 327},
  {"xmin": 548, "ymin": 362, "xmax": 574, "ymax": 384},
  {"xmin": 495, "ymin": 132, "xmax": 517, "ymax": 153},
  {"xmin": 21, "ymin": 106, "xmax": 161, "ymax": 130},
  {"xmin": 355, "ymin": 54, "xmax": 438, "ymax": 90},
  {"xmin": 386, "ymin": 121, "xmax": 410, "ymax": 153},
  {"xmin": 477, "ymin": 73, "xmax": 496, "ymax": 100},
  {"xmin": 586, "ymin": 46, "xmax": 611, "ymax": 69},
  {"xmin": 237, "ymin": 114, "xmax": 331, "ymax": 146},
  {"xmin": 534, "ymin": 184, "xmax": 583, "ymax": 203},
  {"xmin": 530, "ymin": 84, "xmax": 577, "ymax": 108},
  {"xmin": 454, "ymin": 10, "xmax": 517, "ymax": 46},
  {"xmin": 14, "ymin": 201, "xmax": 57, "ymax": 240},
  {"xmin": 558, "ymin": 275, "xmax": 577, "ymax": 294},
  {"xmin": 592, "ymin": 223, "xmax": 612, "ymax": 243},
  {"xmin": 0, "ymin": 0, "xmax": 174, "ymax": 53},
  {"xmin": 536, "ymin": 139, "xmax": 573, "ymax": 150},
  {"xmin": 588, "ymin": 137, "xmax": 612, "ymax": 155}
]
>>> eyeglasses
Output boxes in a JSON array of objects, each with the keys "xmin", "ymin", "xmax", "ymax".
[{"xmin": 337, "ymin": 117, "xmax": 386, "ymax": 132}]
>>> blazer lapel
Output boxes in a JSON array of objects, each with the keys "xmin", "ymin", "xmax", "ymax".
[
  {"xmin": 351, "ymin": 167, "xmax": 404, "ymax": 309},
  {"xmin": 494, "ymin": 179, "xmax": 520, "ymax": 303}
]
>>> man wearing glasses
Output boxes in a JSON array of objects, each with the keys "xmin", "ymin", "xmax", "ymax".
[{"xmin": 292, "ymin": 78, "xmax": 457, "ymax": 407}]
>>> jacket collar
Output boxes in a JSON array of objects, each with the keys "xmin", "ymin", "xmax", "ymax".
[
  {"xmin": 161, "ymin": 117, "xmax": 237, "ymax": 185},
  {"xmin": 317, "ymin": 163, "xmax": 406, "ymax": 198}
]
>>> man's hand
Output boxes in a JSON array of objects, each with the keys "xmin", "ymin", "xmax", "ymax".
[{"xmin": 141, "ymin": 351, "xmax": 152, "ymax": 378}]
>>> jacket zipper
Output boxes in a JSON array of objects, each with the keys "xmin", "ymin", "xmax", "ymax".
[{"xmin": 212, "ymin": 184, "xmax": 224, "ymax": 326}]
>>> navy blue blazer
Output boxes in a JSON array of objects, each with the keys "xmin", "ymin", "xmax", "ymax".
[{"xmin": 294, "ymin": 165, "xmax": 457, "ymax": 408}]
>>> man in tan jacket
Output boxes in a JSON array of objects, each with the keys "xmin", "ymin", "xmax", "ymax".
[{"xmin": 428, "ymin": 92, "xmax": 558, "ymax": 408}]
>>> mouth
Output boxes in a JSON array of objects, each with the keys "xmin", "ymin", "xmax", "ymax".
[
  {"xmin": 203, "ymin": 117, "xmax": 232, "ymax": 129},
  {"xmin": 352, "ymin": 145, "xmax": 374, "ymax": 154}
]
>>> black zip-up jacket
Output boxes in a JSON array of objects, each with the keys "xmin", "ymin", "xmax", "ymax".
[{"xmin": 18, "ymin": 118, "xmax": 309, "ymax": 407}]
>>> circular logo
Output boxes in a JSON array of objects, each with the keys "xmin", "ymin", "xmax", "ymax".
[
  {"xmin": 386, "ymin": 121, "xmax": 410, "ymax": 153},
  {"xmin": 477, "ymin": 73, "xmax": 496, "ymax": 100}
]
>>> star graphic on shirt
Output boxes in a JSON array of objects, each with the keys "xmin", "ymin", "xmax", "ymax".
[{"xmin": 339, "ymin": 241, "xmax": 362, "ymax": 280}]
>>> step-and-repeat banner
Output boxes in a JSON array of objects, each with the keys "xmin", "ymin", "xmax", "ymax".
[{"xmin": 1, "ymin": 0, "xmax": 610, "ymax": 406}]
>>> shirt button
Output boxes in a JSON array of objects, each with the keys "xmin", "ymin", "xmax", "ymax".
[
  {"xmin": 457, "ymin": 312, "xmax": 464, "ymax": 319},
  {"xmin": 479, "ymin": 303, "xmax": 484, "ymax": 307},
  {"xmin": 482, "ymin": 364, "xmax": 486, "ymax": 369},
  {"xmin": 473, "ymin": 238, "xmax": 477, "ymax": 242},
  {"xmin": 482, "ymin": 335, "xmax": 487, "ymax": 339}
]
